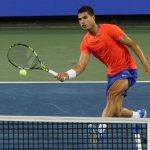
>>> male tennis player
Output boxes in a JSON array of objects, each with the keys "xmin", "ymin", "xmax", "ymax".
[{"xmin": 56, "ymin": 6, "xmax": 150, "ymax": 139}]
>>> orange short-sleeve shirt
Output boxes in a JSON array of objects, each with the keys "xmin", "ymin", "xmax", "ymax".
[{"xmin": 80, "ymin": 24, "xmax": 137, "ymax": 75}]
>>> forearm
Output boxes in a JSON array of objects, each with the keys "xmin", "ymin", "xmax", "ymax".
[
  {"xmin": 129, "ymin": 42, "xmax": 148, "ymax": 66},
  {"xmin": 66, "ymin": 52, "xmax": 89, "ymax": 78},
  {"xmin": 72, "ymin": 63, "xmax": 86, "ymax": 75},
  {"xmin": 57, "ymin": 52, "xmax": 89, "ymax": 81}
]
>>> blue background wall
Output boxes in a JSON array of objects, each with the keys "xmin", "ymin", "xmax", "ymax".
[{"xmin": 0, "ymin": 0, "xmax": 150, "ymax": 17}]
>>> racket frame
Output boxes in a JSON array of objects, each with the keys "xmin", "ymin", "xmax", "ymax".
[{"xmin": 7, "ymin": 43, "xmax": 58, "ymax": 76}]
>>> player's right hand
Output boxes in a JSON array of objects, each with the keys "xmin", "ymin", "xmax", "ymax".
[{"xmin": 56, "ymin": 72, "xmax": 69, "ymax": 82}]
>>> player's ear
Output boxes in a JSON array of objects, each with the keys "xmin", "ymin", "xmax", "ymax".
[{"xmin": 92, "ymin": 15, "xmax": 95, "ymax": 21}]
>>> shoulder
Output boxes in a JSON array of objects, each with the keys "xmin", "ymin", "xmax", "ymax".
[
  {"xmin": 100, "ymin": 24, "xmax": 124, "ymax": 39},
  {"xmin": 100, "ymin": 24, "xmax": 121, "ymax": 30}
]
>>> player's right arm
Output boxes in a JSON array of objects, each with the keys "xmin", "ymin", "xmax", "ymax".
[
  {"xmin": 73, "ymin": 52, "xmax": 90, "ymax": 74},
  {"xmin": 57, "ymin": 52, "xmax": 90, "ymax": 82}
]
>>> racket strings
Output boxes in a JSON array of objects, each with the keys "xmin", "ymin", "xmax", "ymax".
[{"xmin": 7, "ymin": 44, "xmax": 39, "ymax": 69}]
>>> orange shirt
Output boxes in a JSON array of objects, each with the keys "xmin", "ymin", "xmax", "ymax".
[{"xmin": 80, "ymin": 24, "xmax": 137, "ymax": 76}]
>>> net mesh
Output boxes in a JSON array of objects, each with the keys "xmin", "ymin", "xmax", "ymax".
[
  {"xmin": 0, "ymin": 116, "xmax": 148, "ymax": 150},
  {"xmin": 7, "ymin": 44, "xmax": 39, "ymax": 69}
]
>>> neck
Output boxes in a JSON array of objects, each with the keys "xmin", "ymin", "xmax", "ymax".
[{"xmin": 88, "ymin": 24, "xmax": 98, "ymax": 36}]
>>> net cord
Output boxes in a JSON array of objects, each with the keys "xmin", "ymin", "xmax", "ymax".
[{"xmin": 0, "ymin": 115, "xmax": 149, "ymax": 124}]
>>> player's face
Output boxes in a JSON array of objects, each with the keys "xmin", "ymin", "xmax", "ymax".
[{"xmin": 78, "ymin": 12, "xmax": 95, "ymax": 31}]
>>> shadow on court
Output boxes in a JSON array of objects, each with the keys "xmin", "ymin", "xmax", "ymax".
[{"xmin": 0, "ymin": 82, "xmax": 149, "ymax": 117}]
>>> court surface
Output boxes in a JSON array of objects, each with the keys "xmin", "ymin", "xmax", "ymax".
[{"xmin": 0, "ymin": 82, "xmax": 149, "ymax": 117}]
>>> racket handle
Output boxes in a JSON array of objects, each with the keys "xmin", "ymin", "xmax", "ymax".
[
  {"xmin": 48, "ymin": 69, "xmax": 58, "ymax": 76},
  {"xmin": 48, "ymin": 69, "xmax": 67, "ymax": 81}
]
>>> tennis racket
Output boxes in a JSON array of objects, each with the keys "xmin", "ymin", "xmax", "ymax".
[{"xmin": 7, "ymin": 43, "xmax": 58, "ymax": 76}]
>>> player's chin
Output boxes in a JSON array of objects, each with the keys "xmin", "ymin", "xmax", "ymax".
[{"xmin": 81, "ymin": 26, "xmax": 88, "ymax": 31}]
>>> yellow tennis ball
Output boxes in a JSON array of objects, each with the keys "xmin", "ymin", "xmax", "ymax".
[{"xmin": 19, "ymin": 69, "xmax": 27, "ymax": 76}]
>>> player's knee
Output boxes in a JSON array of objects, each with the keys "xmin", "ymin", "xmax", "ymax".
[
  {"xmin": 107, "ymin": 90, "xmax": 118, "ymax": 101},
  {"xmin": 107, "ymin": 88, "xmax": 123, "ymax": 99}
]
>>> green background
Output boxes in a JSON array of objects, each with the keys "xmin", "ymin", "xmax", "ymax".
[{"xmin": 0, "ymin": 25, "xmax": 150, "ymax": 81}]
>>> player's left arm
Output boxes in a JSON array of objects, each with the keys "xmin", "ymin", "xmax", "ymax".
[{"xmin": 120, "ymin": 33, "xmax": 150, "ymax": 73}]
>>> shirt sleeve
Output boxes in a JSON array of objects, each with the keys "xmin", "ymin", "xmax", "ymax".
[
  {"xmin": 80, "ymin": 36, "xmax": 91, "ymax": 55},
  {"xmin": 103, "ymin": 24, "xmax": 124, "ymax": 41}
]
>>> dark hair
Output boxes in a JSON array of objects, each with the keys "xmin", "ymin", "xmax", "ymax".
[{"xmin": 78, "ymin": 6, "xmax": 94, "ymax": 16}]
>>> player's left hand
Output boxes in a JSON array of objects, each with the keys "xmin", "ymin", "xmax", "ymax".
[
  {"xmin": 56, "ymin": 72, "xmax": 69, "ymax": 82},
  {"xmin": 143, "ymin": 63, "xmax": 150, "ymax": 74}
]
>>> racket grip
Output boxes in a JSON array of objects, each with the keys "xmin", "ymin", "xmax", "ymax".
[
  {"xmin": 48, "ymin": 69, "xmax": 58, "ymax": 76},
  {"xmin": 48, "ymin": 69, "xmax": 67, "ymax": 81}
]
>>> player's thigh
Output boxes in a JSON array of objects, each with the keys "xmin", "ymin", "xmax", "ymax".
[{"xmin": 107, "ymin": 79, "xmax": 129, "ymax": 97}]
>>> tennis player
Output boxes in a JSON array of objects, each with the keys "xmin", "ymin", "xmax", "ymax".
[{"xmin": 56, "ymin": 6, "xmax": 150, "ymax": 139}]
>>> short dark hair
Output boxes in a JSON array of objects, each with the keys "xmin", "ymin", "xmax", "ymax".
[{"xmin": 78, "ymin": 6, "xmax": 94, "ymax": 16}]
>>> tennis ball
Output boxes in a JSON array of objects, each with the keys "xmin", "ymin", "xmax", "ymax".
[{"xmin": 19, "ymin": 69, "xmax": 27, "ymax": 76}]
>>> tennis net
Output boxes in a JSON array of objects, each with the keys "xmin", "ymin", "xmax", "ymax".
[{"xmin": 0, "ymin": 115, "xmax": 149, "ymax": 150}]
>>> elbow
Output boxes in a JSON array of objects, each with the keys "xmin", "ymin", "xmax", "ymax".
[{"xmin": 128, "ymin": 40, "xmax": 137, "ymax": 48}]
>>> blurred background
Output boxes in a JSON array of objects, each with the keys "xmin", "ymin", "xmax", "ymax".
[{"xmin": 0, "ymin": 0, "xmax": 150, "ymax": 82}]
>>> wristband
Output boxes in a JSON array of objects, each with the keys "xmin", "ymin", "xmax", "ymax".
[{"xmin": 66, "ymin": 69, "xmax": 76, "ymax": 79}]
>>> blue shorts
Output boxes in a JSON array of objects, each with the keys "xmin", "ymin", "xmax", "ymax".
[{"xmin": 106, "ymin": 69, "xmax": 138, "ymax": 97}]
